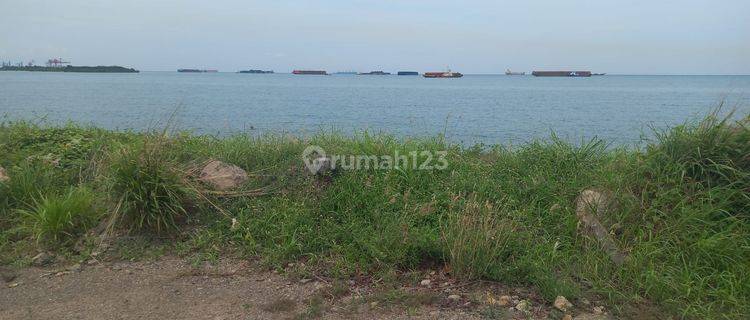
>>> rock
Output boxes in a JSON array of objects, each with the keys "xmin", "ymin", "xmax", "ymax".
[
  {"xmin": 0, "ymin": 166, "xmax": 8, "ymax": 183},
  {"xmin": 420, "ymin": 279, "xmax": 431, "ymax": 286},
  {"xmin": 575, "ymin": 189, "xmax": 627, "ymax": 265},
  {"xmin": 31, "ymin": 252, "xmax": 55, "ymax": 267},
  {"xmin": 515, "ymin": 300, "xmax": 530, "ymax": 312},
  {"xmin": 7, "ymin": 282, "xmax": 20, "ymax": 288},
  {"xmin": 498, "ymin": 295, "xmax": 511, "ymax": 306},
  {"xmin": 554, "ymin": 295, "xmax": 573, "ymax": 311},
  {"xmin": 593, "ymin": 306, "xmax": 605, "ymax": 314},
  {"xmin": 199, "ymin": 160, "xmax": 248, "ymax": 190},
  {"xmin": 562, "ymin": 315, "xmax": 573, "ymax": 320},
  {"xmin": 299, "ymin": 278, "xmax": 313, "ymax": 284},
  {"xmin": 447, "ymin": 294, "xmax": 461, "ymax": 302},
  {"xmin": 370, "ymin": 301, "xmax": 379, "ymax": 308}
]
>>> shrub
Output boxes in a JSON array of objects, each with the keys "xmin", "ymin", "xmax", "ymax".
[
  {"xmin": 108, "ymin": 135, "xmax": 192, "ymax": 232},
  {"xmin": 18, "ymin": 187, "xmax": 98, "ymax": 245}
]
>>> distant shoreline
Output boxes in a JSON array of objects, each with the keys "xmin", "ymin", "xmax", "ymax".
[{"xmin": 0, "ymin": 65, "xmax": 139, "ymax": 73}]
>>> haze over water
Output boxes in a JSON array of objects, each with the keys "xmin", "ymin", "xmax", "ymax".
[{"xmin": 1, "ymin": 72, "xmax": 748, "ymax": 146}]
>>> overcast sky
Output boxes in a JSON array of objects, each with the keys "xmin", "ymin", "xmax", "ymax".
[{"xmin": 1, "ymin": 0, "xmax": 748, "ymax": 74}]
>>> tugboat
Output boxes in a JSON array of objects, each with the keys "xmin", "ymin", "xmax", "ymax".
[
  {"xmin": 423, "ymin": 68, "xmax": 463, "ymax": 78},
  {"xmin": 505, "ymin": 69, "xmax": 525, "ymax": 75}
]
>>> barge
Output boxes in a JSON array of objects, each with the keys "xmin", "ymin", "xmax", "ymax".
[
  {"xmin": 293, "ymin": 70, "xmax": 328, "ymax": 75},
  {"xmin": 531, "ymin": 71, "xmax": 592, "ymax": 77}
]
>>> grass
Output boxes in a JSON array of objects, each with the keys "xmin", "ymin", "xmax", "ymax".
[
  {"xmin": 17, "ymin": 187, "xmax": 98, "ymax": 245},
  {"xmin": 0, "ymin": 111, "xmax": 748, "ymax": 319}
]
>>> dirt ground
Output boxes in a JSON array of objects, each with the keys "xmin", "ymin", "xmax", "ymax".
[{"xmin": 0, "ymin": 257, "xmax": 484, "ymax": 320}]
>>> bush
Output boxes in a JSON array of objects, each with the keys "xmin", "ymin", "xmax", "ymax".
[
  {"xmin": 108, "ymin": 135, "xmax": 191, "ymax": 232},
  {"xmin": 18, "ymin": 187, "xmax": 98, "ymax": 245}
]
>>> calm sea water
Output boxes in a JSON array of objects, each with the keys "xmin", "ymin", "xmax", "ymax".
[{"xmin": 1, "ymin": 72, "xmax": 748, "ymax": 146}]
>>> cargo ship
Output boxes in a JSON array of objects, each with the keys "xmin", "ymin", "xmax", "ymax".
[
  {"xmin": 358, "ymin": 71, "xmax": 390, "ymax": 75},
  {"xmin": 397, "ymin": 71, "xmax": 419, "ymax": 76},
  {"xmin": 423, "ymin": 68, "xmax": 463, "ymax": 78},
  {"xmin": 293, "ymin": 70, "xmax": 328, "ymax": 75},
  {"xmin": 238, "ymin": 69, "xmax": 273, "ymax": 74},
  {"xmin": 505, "ymin": 69, "xmax": 525, "ymax": 75},
  {"xmin": 531, "ymin": 71, "xmax": 592, "ymax": 77},
  {"xmin": 178, "ymin": 69, "xmax": 218, "ymax": 73}
]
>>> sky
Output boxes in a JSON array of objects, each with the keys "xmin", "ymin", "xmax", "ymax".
[{"xmin": 0, "ymin": 0, "xmax": 748, "ymax": 74}]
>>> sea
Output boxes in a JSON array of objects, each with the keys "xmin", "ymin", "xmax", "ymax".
[{"xmin": 1, "ymin": 72, "xmax": 748, "ymax": 147}]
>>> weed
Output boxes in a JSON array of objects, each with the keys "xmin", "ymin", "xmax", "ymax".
[
  {"xmin": 17, "ymin": 187, "xmax": 98, "ymax": 245},
  {"xmin": 107, "ymin": 134, "xmax": 191, "ymax": 232}
]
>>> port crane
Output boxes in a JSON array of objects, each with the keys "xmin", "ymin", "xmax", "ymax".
[{"xmin": 46, "ymin": 58, "xmax": 69, "ymax": 67}]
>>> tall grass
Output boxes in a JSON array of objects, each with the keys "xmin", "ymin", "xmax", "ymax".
[{"xmin": 107, "ymin": 134, "xmax": 191, "ymax": 232}]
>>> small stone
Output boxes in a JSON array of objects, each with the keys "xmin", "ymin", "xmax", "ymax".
[
  {"xmin": 299, "ymin": 278, "xmax": 313, "ymax": 284},
  {"xmin": 67, "ymin": 263, "xmax": 82, "ymax": 272},
  {"xmin": 554, "ymin": 295, "xmax": 573, "ymax": 311},
  {"xmin": 593, "ymin": 306, "xmax": 605, "ymax": 314},
  {"xmin": 498, "ymin": 295, "xmax": 511, "ymax": 306},
  {"xmin": 420, "ymin": 279, "xmax": 431, "ymax": 286},
  {"xmin": 7, "ymin": 282, "xmax": 20, "ymax": 288},
  {"xmin": 562, "ymin": 315, "xmax": 573, "ymax": 320},
  {"xmin": 515, "ymin": 300, "xmax": 530, "ymax": 312},
  {"xmin": 0, "ymin": 166, "xmax": 9, "ymax": 183},
  {"xmin": 370, "ymin": 301, "xmax": 379, "ymax": 308},
  {"xmin": 447, "ymin": 294, "xmax": 461, "ymax": 301}
]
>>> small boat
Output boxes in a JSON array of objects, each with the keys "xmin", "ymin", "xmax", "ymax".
[
  {"xmin": 293, "ymin": 70, "xmax": 328, "ymax": 75},
  {"xmin": 592, "ymin": 73, "xmax": 606, "ymax": 76},
  {"xmin": 505, "ymin": 69, "xmax": 525, "ymax": 76},
  {"xmin": 423, "ymin": 68, "xmax": 463, "ymax": 78}
]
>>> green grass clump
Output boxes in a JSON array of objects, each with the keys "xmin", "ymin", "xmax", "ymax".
[
  {"xmin": 107, "ymin": 135, "xmax": 192, "ymax": 232},
  {"xmin": 17, "ymin": 187, "xmax": 98, "ymax": 245}
]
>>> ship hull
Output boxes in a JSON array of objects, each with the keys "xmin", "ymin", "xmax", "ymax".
[
  {"xmin": 423, "ymin": 72, "xmax": 463, "ymax": 78},
  {"xmin": 293, "ymin": 70, "xmax": 328, "ymax": 75},
  {"xmin": 532, "ymin": 71, "xmax": 591, "ymax": 77}
]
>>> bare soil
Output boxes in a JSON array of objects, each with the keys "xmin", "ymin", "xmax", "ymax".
[{"xmin": 1, "ymin": 257, "xmax": 484, "ymax": 320}]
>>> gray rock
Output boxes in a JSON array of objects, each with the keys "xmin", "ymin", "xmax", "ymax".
[
  {"xmin": 420, "ymin": 279, "xmax": 431, "ymax": 286},
  {"xmin": 199, "ymin": 160, "xmax": 249, "ymax": 190},
  {"xmin": 447, "ymin": 294, "xmax": 461, "ymax": 301},
  {"xmin": 575, "ymin": 189, "xmax": 627, "ymax": 265}
]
